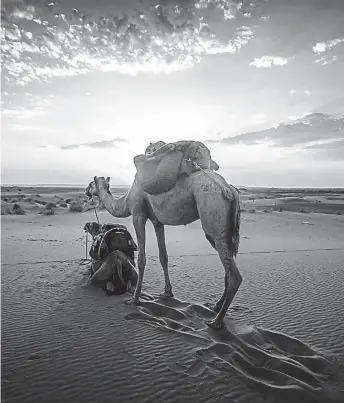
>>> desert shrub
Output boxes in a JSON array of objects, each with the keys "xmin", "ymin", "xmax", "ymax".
[
  {"xmin": 44, "ymin": 202, "xmax": 56, "ymax": 215},
  {"xmin": 65, "ymin": 198, "xmax": 74, "ymax": 204},
  {"xmin": 59, "ymin": 202, "xmax": 68, "ymax": 208},
  {"xmin": 12, "ymin": 203, "xmax": 26, "ymax": 215},
  {"xmin": 1, "ymin": 204, "xmax": 11, "ymax": 215},
  {"xmin": 248, "ymin": 209, "xmax": 256, "ymax": 213},
  {"xmin": 69, "ymin": 200, "xmax": 83, "ymax": 212},
  {"xmin": 279, "ymin": 207, "xmax": 283, "ymax": 212}
]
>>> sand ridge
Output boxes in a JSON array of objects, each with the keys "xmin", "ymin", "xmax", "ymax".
[{"xmin": 125, "ymin": 295, "xmax": 344, "ymax": 403}]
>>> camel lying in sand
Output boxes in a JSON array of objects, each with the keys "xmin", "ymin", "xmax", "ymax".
[
  {"xmin": 84, "ymin": 221, "xmax": 138, "ymax": 295},
  {"xmin": 86, "ymin": 141, "xmax": 241, "ymax": 329}
]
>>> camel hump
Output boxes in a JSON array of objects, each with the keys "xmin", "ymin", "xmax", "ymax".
[{"xmin": 134, "ymin": 140, "xmax": 220, "ymax": 195}]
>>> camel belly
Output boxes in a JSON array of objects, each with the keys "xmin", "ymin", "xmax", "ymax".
[{"xmin": 146, "ymin": 177, "xmax": 199, "ymax": 226}]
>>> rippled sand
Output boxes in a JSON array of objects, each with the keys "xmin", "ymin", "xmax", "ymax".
[{"xmin": 2, "ymin": 208, "xmax": 344, "ymax": 403}]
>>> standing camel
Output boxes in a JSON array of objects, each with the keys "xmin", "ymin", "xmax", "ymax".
[{"xmin": 85, "ymin": 169, "xmax": 241, "ymax": 330}]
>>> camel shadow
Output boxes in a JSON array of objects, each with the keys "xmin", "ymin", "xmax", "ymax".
[{"xmin": 124, "ymin": 296, "xmax": 344, "ymax": 403}]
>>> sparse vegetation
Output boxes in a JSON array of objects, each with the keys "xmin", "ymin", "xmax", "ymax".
[
  {"xmin": 1, "ymin": 204, "xmax": 11, "ymax": 215},
  {"xmin": 59, "ymin": 202, "xmax": 68, "ymax": 208},
  {"xmin": 44, "ymin": 202, "xmax": 56, "ymax": 215},
  {"xmin": 12, "ymin": 203, "xmax": 26, "ymax": 215},
  {"xmin": 69, "ymin": 200, "xmax": 83, "ymax": 212}
]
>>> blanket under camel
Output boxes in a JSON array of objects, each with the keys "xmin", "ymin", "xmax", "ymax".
[{"xmin": 134, "ymin": 140, "xmax": 219, "ymax": 195}]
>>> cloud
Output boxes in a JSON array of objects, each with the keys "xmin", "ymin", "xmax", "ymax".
[
  {"xmin": 60, "ymin": 137, "xmax": 127, "ymax": 150},
  {"xmin": 207, "ymin": 113, "xmax": 344, "ymax": 156},
  {"xmin": 1, "ymin": 1, "xmax": 256, "ymax": 87},
  {"xmin": 315, "ymin": 55, "xmax": 338, "ymax": 66},
  {"xmin": 312, "ymin": 37, "xmax": 344, "ymax": 53},
  {"xmin": 312, "ymin": 37, "xmax": 344, "ymax": 66},
  {"xmin": 303, "ymin": 138, "xmax": 344, "ymax": 160},
  {"xmin": 249, "ymin": 56, "xmax": 288, "ymax": 68}
]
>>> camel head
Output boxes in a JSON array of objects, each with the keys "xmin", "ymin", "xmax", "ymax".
[
  {"xmin": 85, "ymin": 176, "xmax": 111, "ymax": 199},
  {"xmin": 83, "ymin": 221, "xmax": 101, "ymax": 239}
]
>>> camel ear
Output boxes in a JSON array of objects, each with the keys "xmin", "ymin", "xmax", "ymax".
[
  {"xmin": 94, "ymin": 176, "xmax": 97, "ymax": 182},
  {"xmin": 106, "ymin": 177, "xmax": 110, "ymax": 183}
]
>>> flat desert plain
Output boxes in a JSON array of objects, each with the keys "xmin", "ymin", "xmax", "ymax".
[{"xmin": 1, "ymin": 186, "xmax": 344, "ymax": 403}]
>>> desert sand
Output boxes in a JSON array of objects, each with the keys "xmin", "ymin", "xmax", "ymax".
[{"xmin": 1, "ymin": 186, "xmax": 344, "ymax": 403}]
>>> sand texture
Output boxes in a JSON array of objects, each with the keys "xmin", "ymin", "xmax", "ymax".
[{"xmin": 2, "ymin": 187, "xmax": 344, "ymax": 403}]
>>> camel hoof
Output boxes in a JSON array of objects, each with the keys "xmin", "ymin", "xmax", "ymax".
[
  {"xmin": 125, "ymin": 298, "xmax": 140, "ymax": 306},
  {"xmin": 205, "ymin": 320, "xmax": 224, "ymax": 330},
  {"xmin": 204, "ymin": 303, "xmax": 220, "ymax": 312},
  {"xmin": 160, "ymin": 290, "xmax": 173, "ymax": 298}
]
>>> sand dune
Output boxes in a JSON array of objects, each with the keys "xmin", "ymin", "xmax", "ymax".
[{"xmin": 2, "ymin": 186, "xmax": 344, "ymax": 402}]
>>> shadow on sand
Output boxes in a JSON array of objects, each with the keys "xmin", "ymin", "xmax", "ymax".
[{"xmin": 125, "ymin": 296, "xmax": 344, "ymax": 403}]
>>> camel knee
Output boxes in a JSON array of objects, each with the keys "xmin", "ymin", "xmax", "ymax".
[
  {"xmin": 159, "ymin": 252, "xmax": 168, "ymax": 268},
  {"xmin": 225, "ymin": 264, "xmax": 242, "ymax": 290},
  {"xmin": 230, "ymin": 272, "xmax": 242, "ymax": 289}
]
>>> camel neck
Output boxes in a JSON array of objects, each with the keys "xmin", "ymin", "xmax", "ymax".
[{"xmin": 98, "ymin": 188, "xmax": 130, "ymax": 218}]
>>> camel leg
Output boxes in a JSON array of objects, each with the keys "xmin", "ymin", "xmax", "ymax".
[
  {"xmin": 205, "ymin": 239, "xmax": 242, "ymax": 330},
  {"xmin": 90, "ymin": 255, "xmax": 114, "ymax": 286},
  {"xmin": 207, "ymin": 274, "xmax": 228, "ymax": 313},
  {"xmin": 126, "ymin": 214, "xmax": 147, "ymax": 305},
  {"xmin": 154, "ymin": 223, "xmax": 173, "ymax": 297},
  {"xmin": 204, "ymin": 233, "xmax": 227, "ymax": 312}
]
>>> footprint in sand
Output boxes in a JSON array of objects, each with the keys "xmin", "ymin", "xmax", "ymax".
[{"xmin": 125, "ymin": 296, "xmax": 344, "ymax": 403}]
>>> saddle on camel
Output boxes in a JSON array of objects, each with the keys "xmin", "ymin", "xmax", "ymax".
[
  {"xmin": 83, "ymin": 222, "xmax": 138, "ymax": 295},
  {"xmin": 134, "ymin": 140, "xmax": 219, "ymax": 195}
]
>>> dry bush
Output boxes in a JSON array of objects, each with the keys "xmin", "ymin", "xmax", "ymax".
[
  {"xmin": 1, "ymin": 204, "xmax": 11, "ymax": 215},
  {"xmin": 69, "ymin": 200, "xmax": 83, "ymax": 212},
  {"xmin": 12, "ymin": 203, "xmax": 26, "ymax": 215},
  {"xmin": 44, "ymin": 202, "xmax": 56, "ymax": 215}
]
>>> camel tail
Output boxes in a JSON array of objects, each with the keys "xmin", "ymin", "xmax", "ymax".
[{"xmin": 221, "ymin": 185, "xmax": 241, "ymax": 257}]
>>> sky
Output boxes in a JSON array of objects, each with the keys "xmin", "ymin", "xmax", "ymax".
[{"xmin": 1, "ymin": 0, "xmax": 344, "ymax": 187}]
